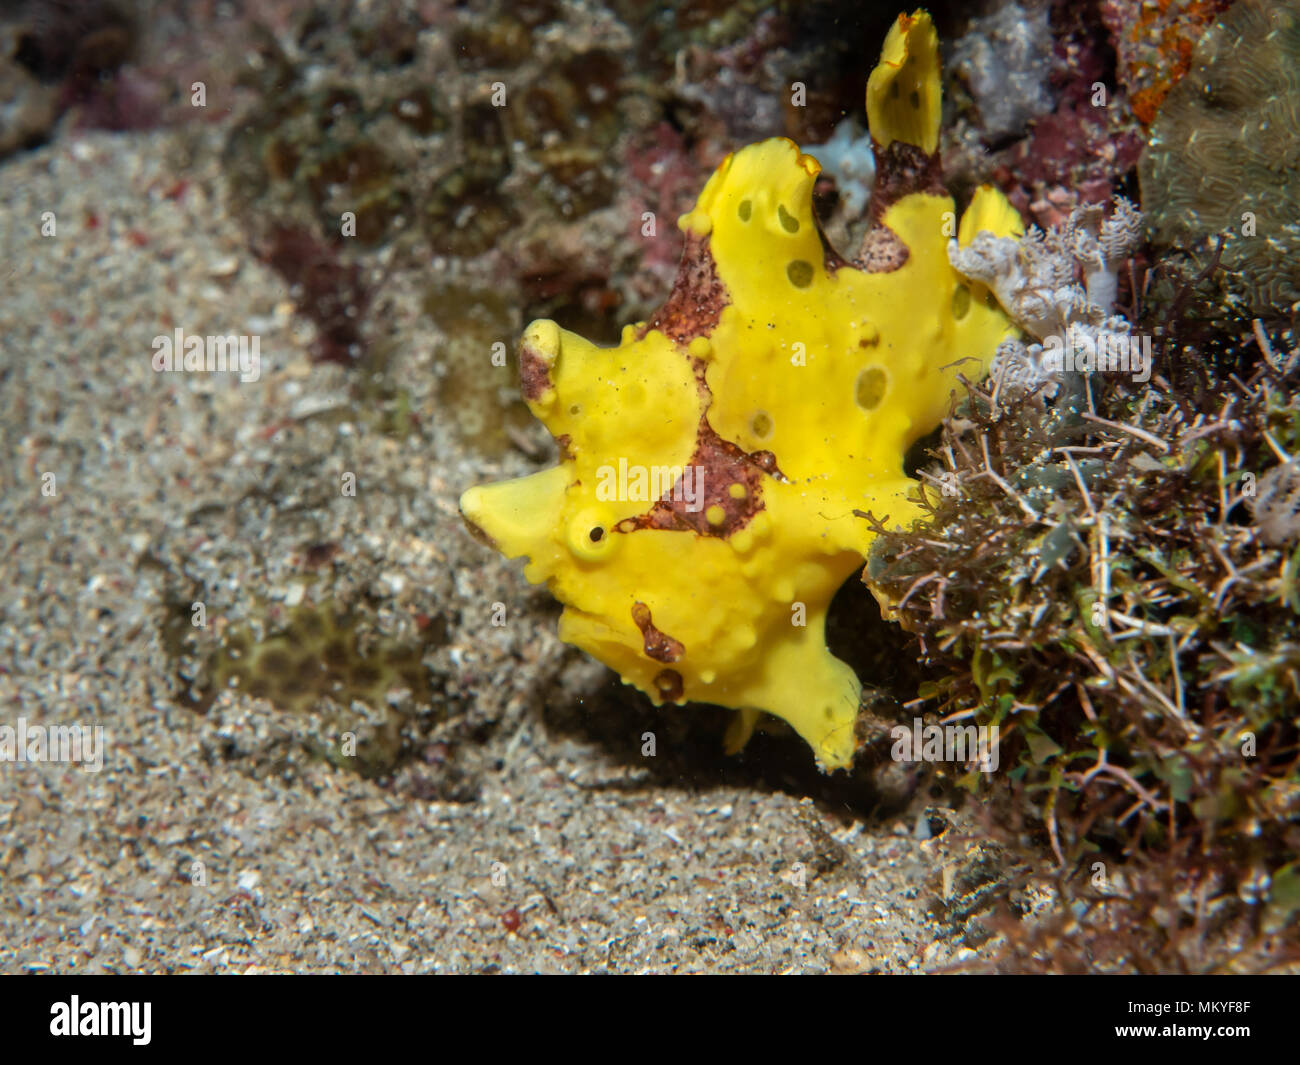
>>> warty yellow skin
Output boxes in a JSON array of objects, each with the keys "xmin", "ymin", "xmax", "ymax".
[{"xmin": 460, "ymin": 11, "xmax": 1023, "ymax": 769}]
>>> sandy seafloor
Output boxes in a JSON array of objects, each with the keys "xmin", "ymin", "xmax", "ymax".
[{"xmin": 0, "ymin": 127, "xmax": 1000, "ymax": 975}]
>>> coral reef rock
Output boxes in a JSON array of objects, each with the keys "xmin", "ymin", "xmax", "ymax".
[{"xmin": 1139, "ymin": 0, "xmax": 1300, "ymax": 318}]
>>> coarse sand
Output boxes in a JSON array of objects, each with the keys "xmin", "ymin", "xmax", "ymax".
[{"xmin": 0, "ymin": 129, "xmax": 999, "ymax": 974}]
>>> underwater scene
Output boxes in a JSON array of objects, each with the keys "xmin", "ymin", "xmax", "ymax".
[{"xmin": 1, "ymin": 0, "xmax": 1298, "ymax": 981}]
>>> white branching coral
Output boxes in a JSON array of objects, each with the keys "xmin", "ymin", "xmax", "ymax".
[
  {"xmin": 950, "ymin": 196, "xmax": 1142, "ymax": 336},
  {"xmin": 988, "ymin": 336, "xmax": 1061, "ymax": 399},
  {"xmin": 950, "ymin": 197, "xmax": 1145, "ymax": 397},
  {"xmin": 1068, "ymin": 198, "xmax": 1143, "ymax": 314}
]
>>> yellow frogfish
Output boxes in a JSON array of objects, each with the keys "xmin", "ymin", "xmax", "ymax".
[{"xmin": 460, "ymin": 10, "xmax": 1022, "ymax": 770}]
